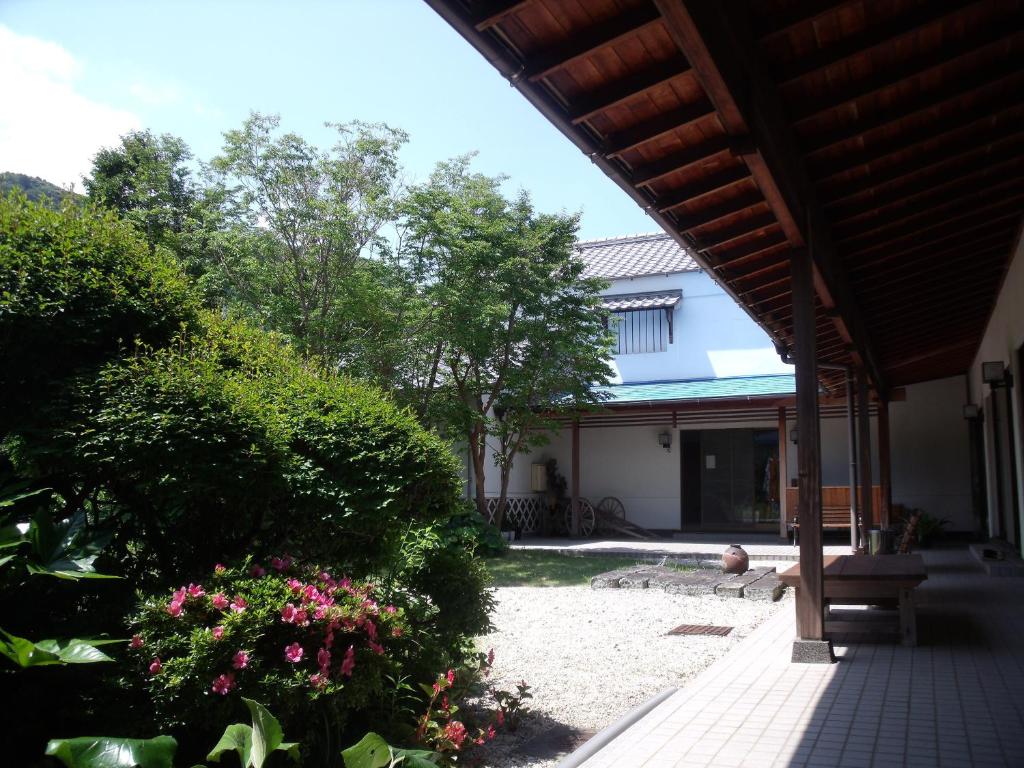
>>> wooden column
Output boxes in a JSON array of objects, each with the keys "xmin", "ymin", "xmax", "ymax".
[
  {"xmin": 878, "ymin": 399, "xmax": 893, "ymax": 530},
  {"xmin": 570, "ymin": 419, "xmax": 581, "ymax": 537},
  {"xmin": 845, "ymin": 370, "xmax": 859, "ymax": 552},
  {"xmin": 857, "ymin": 370, "xmax": 874, "ymax": 549},
  {"xmin": 792, "ymin": 247, "xmax": 825, "ymax": 642},
  {"xmin": 778, "ymin": 406, "xmax": 789, "ymax": 540}
]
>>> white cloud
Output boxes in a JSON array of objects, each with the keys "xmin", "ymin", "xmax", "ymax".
[{"xmin": 0, "ymin": 25, "xmax": 141, "ymax": 189}]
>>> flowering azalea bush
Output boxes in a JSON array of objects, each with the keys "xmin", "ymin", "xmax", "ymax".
[{"xmin": 128, "ymin": 558, "xmax": 412, "ymax": 763}]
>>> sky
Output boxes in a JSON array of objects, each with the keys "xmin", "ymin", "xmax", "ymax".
[{"xmin": 0, "ymin": 0, "xmax": 655, "ymax": 240}]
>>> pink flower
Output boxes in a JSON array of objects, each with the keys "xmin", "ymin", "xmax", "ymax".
[
  {"xmin": 338, "ymin": 577, "xmax": 352, "ymax": 593},
  {"xmin": 229, "ymin": 596, "xmax": 247, "ymax": 613},
  {"xmin": 271, "ymin": 555, "xmax": 293, "ymax": 572},
  {"xmin": 294, "ymin": 608, "xmax": 309, "ymax": 626},
  {"xmin": 487, "ymin": 725, "xmax": 496, "ymax": 740},
  {"xmin": 447, "ymin": 669, "xmax": 455, "ymax": 686},
  {"xmin": 391, "ymin": 626, "xmax": 403, "ymax": 638},
  {"xmin": 281, "ymin": 603, "xmax": 297, "ymax": 623},
  {"xmin": 384, "ymin": 605, "xmax": 397, "ymax": 614},
  {"xmin": 365, "ymin": 620, "xmax": 378, "ymax": 641},
  {"xmin": 165, "ymin": 600, "xmax": 183, "ymax": 618},
  {"xmin": 287, "ymin": 578, "xmax": 302, "ymax": 595},
  {"xmin": 309, "ymin": 672, "xmax": 327, "ymax": 690},
  {"xmin": 129, "ymin": 634, "xmax": 144, "ymax": 649},
  {"xmin": 313, "ymin": 605, "xmax": 328, "ymax": 621},
  {"xmin": 214, "ymin": 563, "xmax": 226, "ymax": 574},
  {"xmin": 171, "ymin": 587, "xmax": 187, "ymax": 604},
  {"xmin": 148, "ymin": 657, "xmax": 162, "ymax": 675},
  {"xmin": 211, "ymin": 592, "xmax": 229, "ymax": 610},
  {"xmin": 187, "ymin": 583, "xmax": 205, "ymax": 599},
  {"xmin": 232, "ymin": 650, "xmax": 250, "ymax": 670},
  {"xmin": 368, "ymin": 640, "xmax": 384, "ymax": 655},
  {"xmin": 212, "ymin": 672, "xmax": 235, "ymax": 695},
  {"xmin": 443, "ymin": 721, "xmax": 467, "ymax": 749},
  {"xmin": 317, "ymin": 647, "xmax": 331, "ymax": 672},
  {"xmin": 284, "ymin": 642, "xmax": 304, "ymax": 663},
  {"xmin": 212, "ymin": 626, "xmax": 225, "ymax": 640},
  {"xmin": 250, "ymin": 563, "xmax": 266, "ymax": 577},
  {"xmin": 303, "ymin": 585, "xmax": 320, "ymax": 602},
  {"xmin": 340, "ymin": 645, "xmax": 355, "ymax": 677}
]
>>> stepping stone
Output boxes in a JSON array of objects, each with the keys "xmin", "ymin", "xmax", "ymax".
[
  {"xmin": 744, "ymin": 571, "xmax": 785, "ymax": 602},
  {"xmin": 663, "ymin": 571, "xmax": 720, "ymax": 596},
  {"xmin": 590, "ymin": 569, "xmax": 634, "ymax": 588},
  {"xmin": 715, "ymin": 567, "xmax": 777, "ymax": 598}
]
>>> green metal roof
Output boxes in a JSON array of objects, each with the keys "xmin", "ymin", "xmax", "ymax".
[{"xmin": 595, "ymin": 374, "xmax": 795, "ymax": 405}]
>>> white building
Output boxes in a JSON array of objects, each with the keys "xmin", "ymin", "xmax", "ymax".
[{"xmin": 476, "ymin": 233, "xmax": 975, "ymax": 540}]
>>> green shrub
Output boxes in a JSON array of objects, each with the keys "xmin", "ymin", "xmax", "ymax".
[{"xmin": 0, "ymin": 193, "xmax": 198, "ymax": 434}]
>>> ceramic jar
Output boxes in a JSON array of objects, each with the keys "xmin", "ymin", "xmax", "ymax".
[{"xmin": 722, "ymin": 544, "xmax": 749, "ymax": 574}]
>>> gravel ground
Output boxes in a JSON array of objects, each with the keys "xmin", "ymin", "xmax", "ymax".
[{"xmin": 474, "ymin": 581, "xmax": 790, "ymax": 767}]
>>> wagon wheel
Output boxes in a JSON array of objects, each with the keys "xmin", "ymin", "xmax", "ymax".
[
  {"xmin": 563, "ymin": 498, "xmax": 596, "ymax": 537},
  {"xmin": 596, "ymin": 496, "xmax": 626, "ymax": 533}
]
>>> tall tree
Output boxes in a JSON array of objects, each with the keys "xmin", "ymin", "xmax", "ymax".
[
  {"xmin": 85, "ymin": 131, "xmax": 196, "ymax": 252},
  {"xmin": 401, "ymin": 157, "xmax": 613, "ymax": 528},
  {"xmin": 207, "ymin": 112, "xmax": 408, "ymax": 363}
]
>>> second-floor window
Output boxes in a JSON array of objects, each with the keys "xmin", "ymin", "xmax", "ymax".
[
  {"xmin": 602, "ymin": 289, "xmax": 681, "ymax": 355},
  {"xmin": 612, "ymin": 309, "xmax": 668, "ymax": 354}
]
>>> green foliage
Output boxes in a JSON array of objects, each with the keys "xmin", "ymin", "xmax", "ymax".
[
  {"xmin": 398, "ymin": 156, "xmax": 613, "ymax": 527},
  {"xmin": 207, "ymin": 698, "xmax": 299, "ymax": 768},
  {"xmin": 0, "ymin": 171, "xmax": 78, "ymax": 206},
  {"xmin": 341, "ymin": 732, "xmax": 441, "ymax": 768},
  {"xmin": 0, "ymin": 193, "xmax": 198, "ymax": 434},
  {"xmin": 44, "ymin": 735, "xmax": 178, "ymax": 768}
]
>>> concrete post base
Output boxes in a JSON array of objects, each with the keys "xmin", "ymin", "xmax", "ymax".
[{"xmin": 791, "ymin": 639, "xmax": 836, "ymax": 664}]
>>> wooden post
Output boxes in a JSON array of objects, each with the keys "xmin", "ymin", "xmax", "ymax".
[
  {"xmin": 792, "ymin": 247, "xmax": 826, "ymax": 644},
  {"xmin": 878, "ymin": 399, "xmax": 893, "ymax": 530},
  {"xmin": 857, "ymin": 370, "xmax": 874, "ymax": 549},
  {"xmin": 845, "ymin": 370, "xmax": 859, "ymax": 552},
  {"xmin": 778, "ymin": 406, "xmax": 788, "ymax": 540},
  {"xmin": 571, "ymin": 419, "xmax": 581, "ymax": 537}
]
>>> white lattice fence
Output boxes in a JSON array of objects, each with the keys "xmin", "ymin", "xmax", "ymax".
[{"xmin": 485, "ymin": 495, "xmax": 544, "ymax": 533}]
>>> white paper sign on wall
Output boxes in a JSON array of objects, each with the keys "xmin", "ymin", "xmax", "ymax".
[{"xmin": 705, "ymin": 455, "xmax": 716, "ymax": 470}]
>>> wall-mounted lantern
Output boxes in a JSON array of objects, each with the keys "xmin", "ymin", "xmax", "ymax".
[
  {"xmin": 657, "ymin": 430, "xmax": 672, "ymax": 452},
  {"xmin": 982, "ymin": 361, "xmax": 1013, "ymax": 389},
  {"xmin": 789, "ymin": 427, "xmax": 799, "ymax": 445}
]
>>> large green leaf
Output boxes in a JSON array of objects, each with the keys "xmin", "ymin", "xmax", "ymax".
[
  {"xmin": 341, "ymin": 733, "xmax": 440, "ymax": 768},
  {"xmin": 207, "ymin": 723, "xmax": 252, "ymax": 767},
  {"xmin": 44, "ymin": 735, "xmax": 177, "ymax": 768},
  {"xmin": 25, "ymin": 509, "xmax": 118, "ymax": 580},
  {"xmin": 0, "ymin": 629, "xmax": 118, "ymax": 667},
  {"xmin": 208, "ymin": 700, "xmax": 298, "ymax": 768}
]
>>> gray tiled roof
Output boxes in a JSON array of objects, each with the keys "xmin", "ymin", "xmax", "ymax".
[
  {"xmin": 576, "ymin": 232, "xmax": 698, "ymax": 280},
  {"xmin": 601, "ymin": 289, "xmax": 682, "ymax": 311}
]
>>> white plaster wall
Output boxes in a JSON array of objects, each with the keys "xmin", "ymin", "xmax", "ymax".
[
  {"xmin": 889, "ymin": 376, "xmax": 973, "ymax": 531},
  {"xmin": 967, "ymin": 229, "xmax": 1024, "ymax": 551},
  {"xmin": 604, "ymin": 271, "xmax": 791, "ymax": 384}
]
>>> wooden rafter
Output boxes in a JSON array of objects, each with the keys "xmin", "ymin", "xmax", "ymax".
[
  {"xmin": 654, "ymin": 165, "xmax": 751, "ymax": 213},
  {"xmin": 569, "ymin": 58, "xmax": 692, "ymax": 125},
  {"xmin": 523, "ymin": 5, "xmax": 663, "ymax": 82},
  {"xmin": 631, "ymin": 135, "xmax": 732, "ymax": 186},
  {"xmin": 656, "ymin": 0, "xmax": 887, "ymax": 392},
  {"xmin": 472, "ymin": 0, "xmax": 532, "ymax": 31},
  {"xmin": 692, "ymin": 211, "xmax": 778, "ymax": 250},
  {"xmin": 603, "ymin": 99, "xmax": 716, "ymax": 157},
  {"xmin": 672, "ymin": 191, "xmax": 766, "ymax": 233}
]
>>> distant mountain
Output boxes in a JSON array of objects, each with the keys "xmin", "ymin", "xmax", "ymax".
[{"xmin": 0, "ymin": 172, "xmax": 80, "ymax": 205}]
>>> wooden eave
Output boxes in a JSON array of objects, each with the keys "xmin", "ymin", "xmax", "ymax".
[{"xmin": 425, "ymin": 0, "xmax": 1024, "ymax": 390}]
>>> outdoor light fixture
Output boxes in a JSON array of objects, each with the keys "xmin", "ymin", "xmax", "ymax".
[
  {"xmin": 982, "ymin": 361, "xmax": 1013, "ymax": 388},
  {"xmin": 962, "ymin": 404, "xmax": 980, "ymax": 420},
  {"xmin": 658, "ymin": 430, "xmax": 672, "ymax": 452},
  {"xmin": 790, "ymin": 427, "xmax": 799, "ymax": 445}
]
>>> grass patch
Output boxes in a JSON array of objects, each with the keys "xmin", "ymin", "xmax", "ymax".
[{"xmin": 484, "ymin": 549, "xmax": 691, "ymax": 588}]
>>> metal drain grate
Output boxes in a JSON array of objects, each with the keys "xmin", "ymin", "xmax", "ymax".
[{"xmin": 667, "ymin": 624, "xmax": 733, "ymax": 636}]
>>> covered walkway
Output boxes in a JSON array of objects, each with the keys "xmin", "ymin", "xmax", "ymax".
[{"xmin": 570, "ymin": 549, "xmax": 1024, "ymax": 768}]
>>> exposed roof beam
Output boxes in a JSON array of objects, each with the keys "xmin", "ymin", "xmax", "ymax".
[
  {"xmin": 791, "ymin": 26, "xmax": 1023, "ymax": 123},
  {"xmin": 654, "ymin": 165, "xmax": 751, "ymax": 213},
  {"xmin": 673, "ymin": 192, "xmax": 767, "ymax": 234},
  {"xmin": 692, "ymin": 211, "xmax": 778, "ymax": 250},
  {"xmin": 632, "ymin": 135, "xmax": 732, "ymax": 186},
  {"xmin": 803, "ymin": 66, "xmax": 1024, "ymax": 155},
  {"xmin": 755, "ymin": 0, "xmax": 865, "ymax": 46},
  {"xmin": 710, "ymin": 231, "xmax": 790, "ymax": 269},
  {"xmin": 570, "ymin": 58, "xmax": 692, "ymax": 124},
  {"xmin": 849, "ymin": 224, "xmax": 1018, "ymax": 275},
  {"xmin": 604, "ymin": 99, "xmax": 716, "ymax": 157},
  {"xmin": 657, "ymin": 0, "xmax": 888, "ymax": 392},
  {"xmin": 524, "ymin": 5, "xmax": 663, "ymax": 82},
  {"xmin": 775, "ymin": 1, "xmax": 983, "ymax": 86},
  {"xmin": 472, "ymin": 0, "xmax": 532, "ymax": 31}
]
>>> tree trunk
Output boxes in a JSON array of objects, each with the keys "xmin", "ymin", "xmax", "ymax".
[
  {"xmin": 494, "ymin": 464, "xmax": 513, "ymax": 534},
  {"xmin": 469, "ymin": 425, "xmax": 489, "ymax": 522}
]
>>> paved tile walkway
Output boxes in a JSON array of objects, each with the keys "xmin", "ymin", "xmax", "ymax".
[
  {"xmin": 515, "ymin": 535, "xmax": 850, "ymax": 562},
  {"xmin": 572, "ymin": 549, "xmax": 1024, "ymax": 768}
]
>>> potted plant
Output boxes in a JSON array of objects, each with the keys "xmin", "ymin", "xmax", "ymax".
[{"xmin": 915, "ymin": 511, "xmax": 950, "ymax": 548}]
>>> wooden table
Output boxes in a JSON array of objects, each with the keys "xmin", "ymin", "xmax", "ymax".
[{"xmin": 779, "ymin": 555, "xmax": 927, "ymax": 646}]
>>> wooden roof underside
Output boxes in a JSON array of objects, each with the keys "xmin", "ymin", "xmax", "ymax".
[{"xmin": 426, "ymin": 0, "xmax": 1024, "ymax": 394}]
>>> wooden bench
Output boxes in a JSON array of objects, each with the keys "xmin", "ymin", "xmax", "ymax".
[
  {"xmin": 785, "ymin": 485, "xmax": 883, "ymax": 545},
  {"xmin": 787, "ymin": 506, "xmax": 856, "ymax": 546},
  {"xmin": 779, "ymin": 554, "xmax": 927, "ymax": 646}
]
